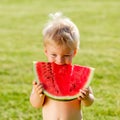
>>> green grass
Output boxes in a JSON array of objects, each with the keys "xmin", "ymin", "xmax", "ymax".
[{"xmin": 0, "ymin": 0, "xmax": 120, "ymax": 119}]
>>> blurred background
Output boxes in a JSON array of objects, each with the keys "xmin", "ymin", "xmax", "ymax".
[{"xmin": 0, "ymin": 0, "xmax": 120, "ymax": 119}]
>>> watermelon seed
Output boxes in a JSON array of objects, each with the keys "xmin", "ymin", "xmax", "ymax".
[
  {"xmin": 56, "ymin": 89, "xmax": 59, "ymax": 94},
  {"xmin": 70, "ymin": 84, "xmax": 76, "ymax": 91}
]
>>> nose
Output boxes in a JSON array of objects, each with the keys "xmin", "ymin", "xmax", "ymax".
[{"xmin": 56, "ymin": 57, "xmax": 64, "ymax": 65}]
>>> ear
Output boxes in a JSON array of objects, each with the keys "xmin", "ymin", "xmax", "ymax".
[
  {"xmin": 73, "ymin": 49, "xmax": 77, "ymax": 56},
  {"xmin": 44, "ymin": 48, "xmax": 48, "ymax": 56}
]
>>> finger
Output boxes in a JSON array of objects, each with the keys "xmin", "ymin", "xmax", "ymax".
[
  {"xmin": 32, "ymin": 81, "xmax": 37, "ymax": 85},
  {"xmin": 80, "ymin": 89, "xmax": 86, "ymax": 96},
  {"xmin": 37, "ymin": 84, "xmax": 43, "ymax": 90},
  {"xmin": 78, "ymin": 96, "xmax": 81, "ymax": 100},
  {"xmin": 38, "ymin": 89, "xmax": 44, "ymax": 95},
  {"xmin": 79, "ymin": 95, "xmax": 86, "ymax": 100},
  {"xmin": 79, "ymin": 90, "xmax": 89, "ymax": 100},
  {"xmin": 83, "ymin": 88, "xmax": 89, "ymax": 96},
  {"xmin": 36, "ymin": 84, "xmax": 44, "ymax": 93},
  {"xmin": 78, "ymin": 91, "xmax": 84, "ymax": 99}
]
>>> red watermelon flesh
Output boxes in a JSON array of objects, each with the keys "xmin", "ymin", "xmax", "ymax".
[{"xmin": 33, "ymin": 61, "xmax": 94, "ymax": 100}]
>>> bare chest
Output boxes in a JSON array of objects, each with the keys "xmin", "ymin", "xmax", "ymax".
[{"xmin": 42, "ymin": 97, "xmax": 82, "ymax": 120}]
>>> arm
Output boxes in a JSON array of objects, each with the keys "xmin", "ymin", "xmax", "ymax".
[
  {"xmin": 78, "ymin": 87, "xmax": 94, "ymax": 106},
  {"xmin": 30, "ymin": 81, "xmax": 45, "ymax": 108}
]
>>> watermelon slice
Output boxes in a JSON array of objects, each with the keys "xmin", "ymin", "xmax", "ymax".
[{"xmin": 33, "ymin": 61, "xmax": 94, "ymax": 101}]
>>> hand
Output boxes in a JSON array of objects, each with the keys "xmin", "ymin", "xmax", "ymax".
[
  {"xmin": 33, "ymin": 81, "xmax": 44, "ymax": 96},
  {"xmin": 78, "ymin": 88, "xmax": 90, "ymax": 101}
]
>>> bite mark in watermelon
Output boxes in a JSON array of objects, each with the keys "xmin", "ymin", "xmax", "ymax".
[{"xmin": 33, "ymin": 61, "xmax": 94, "ymax": 101}]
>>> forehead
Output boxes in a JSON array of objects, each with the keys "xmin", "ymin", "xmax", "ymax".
[{"xmin": 45, "ymin": 43, "xmax": 74, "ymax": 54}]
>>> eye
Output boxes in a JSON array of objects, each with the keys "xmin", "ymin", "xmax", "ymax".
[
  {"xmin": 64, "ymin": 55, "xmax": 71, "ymax": 57},
  {"xmin": 51, "ymin": 54, "xmax": 57, "ymax": 57}
]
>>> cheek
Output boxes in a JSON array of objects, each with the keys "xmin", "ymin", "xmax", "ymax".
[
  {"xmin": 45, "ymin": 52, "xmax": 54, "ymax": 62},
  {"xmin": 47, "ymin": 56, "xmax": 55, "ymax": 62},
  {"xmin": 66, "ymin": 57, "xmax": 73, "ymax": 64}
]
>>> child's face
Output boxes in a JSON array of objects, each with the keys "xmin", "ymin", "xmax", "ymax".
[{"xmin": 44, "ymin": 43, "xmax": 76, "ymax": 65}]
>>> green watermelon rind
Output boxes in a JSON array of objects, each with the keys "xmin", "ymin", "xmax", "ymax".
[
  {"xmin": 33, "ymin": 61, "xmax": 40, "ymax": 83},
  {"xmin": 82, "ymin": 66, "xmax": 95, "ymax": 88},
  {"xmin": 33, "ymin": 61, "xmax": 95, "ymax": 101},
  {"xmin": 44, "ymin": 91, "xmax": 79, "ymax": 101}
]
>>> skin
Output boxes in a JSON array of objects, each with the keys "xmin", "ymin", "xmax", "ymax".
[{"xmin": 30, "ymin": 42, "xmax": 94, "ymax": 120}]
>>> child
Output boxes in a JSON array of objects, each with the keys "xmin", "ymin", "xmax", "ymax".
[{"xmin": 30, "ymin": 12, "xmax": 94, "ymax": 120}]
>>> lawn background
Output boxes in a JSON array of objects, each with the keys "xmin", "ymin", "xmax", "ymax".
[{"xmin": 0, "ymin": 0, "xmax": 120, "ymax": 120}]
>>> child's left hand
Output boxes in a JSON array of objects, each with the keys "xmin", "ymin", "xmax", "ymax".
[{"xmin": 78, "ymin": 88, "xmax": 90, "ymax": 101}]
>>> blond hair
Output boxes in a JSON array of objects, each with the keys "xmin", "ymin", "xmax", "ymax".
[{"xmin": 42, "ymin": 12, "xmax": 80, "ymax": 50}]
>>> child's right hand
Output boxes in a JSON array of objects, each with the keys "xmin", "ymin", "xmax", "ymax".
[{"xmin": 32, "ymin": 81, "xmax": 44, "ymax": 96}]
